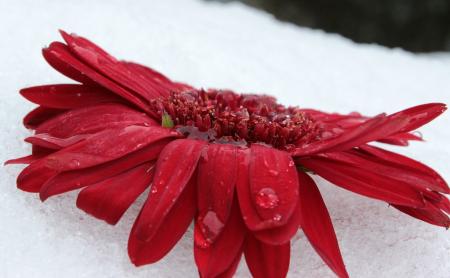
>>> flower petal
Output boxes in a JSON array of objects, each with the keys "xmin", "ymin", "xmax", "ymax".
[
  {"xmin": 215, "ymin": 248, "xmax": 243, "ymax": 278},
  {"xmin": 23, "ymin": 106, "xmax": 66, "ymax": 129},
  {"xmin": 42, "ymin": 42, "xmax": 97, "ymax": 86},
  {"xmin": 25, "ymin": 133, "xmax": 89, "ymax": 150},
  {"xmin": 36, "ymin": 103, "xmax": 156, "ymax": 138},
  {"xmin": 134, "ymin": 139, "xmax": 206, "ymax": 241},
  {"xmin": 76, "ymin": 162, "xmax": 154, "ymax": 225},
  {"xmin": 122, "ymin": 62, "xmax": 173, "ymax": 85},
  {"xmin": 253, "ymin": 201, "xmax": 301, "ymax": 245},
  {"xmin": 39, "ymin": 138, "xmax": 170, "ymax": 201},
  {"xmin": 320, "ymin": 150, "xmax": 449, "ymax": 194},
  {"xmin": 17, "ymin": 160, "xmax": 57, "ymax": 192},
  {"xmin": 194, "ymin": 199, "xmax": 246, "ymax": 278},
  {"xmin": 377, "ymin": 132, "xmax": 423, "ymax": 146},
  {"xmin": 20, "ymin": 84, "xmax": 122, "ymax": 109},
  {"xmin": 61, "ymin": 31, "xmax": 170, "ymax": 100},
  {"xmin": 393, "ymin": 202, "xmax": 450, "ymax": 228},
  {"xmin": 244, "ymin": 234, "xmax": 290, "ymax": 278},
  {"xmin": 196, "ymin": 144, "xmax": 237, "ymax": 244},
  {"xmin": 359, "ymin": 144, "xmax": 449, "ymax": 193},
  {"xmin": 298, "ymin": 171, "xmax": 349, "ymax": 278},
  {"xmin": 42, "ymin": 125, "xmax": 179, "ymax": 172},
  {"xmin": 298, "ymin": 156, "xmax": 424, "ymax": 207},
  {"xmin": 237, "ymin": 144, "xmax": 298, "ymax": 231},
  {"xmin": 5, "ymin": 154, "xmax": 46, "ymax": 165},
  {"xmin": 122, "ymin": 61, "xmax": 192, "ymax": 93},
  {"xmin": 128, "ymin": 177, "xmax": 196, "ymax": 265},
  {"xmin": 42, "ymin": 41, "xmax": 150, "ymax": 112},
  {"xmin": 389, "ymin": 103, "xmax": 447, "ymax": 134},
  {"xmin": 294, "ymin": 103, "xmax": 446, "ymax": 156}
]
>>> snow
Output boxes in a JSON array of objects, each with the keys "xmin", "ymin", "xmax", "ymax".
[{"xmin": 1, "ymin": 0, "xmax": 449, "ymax": 277}]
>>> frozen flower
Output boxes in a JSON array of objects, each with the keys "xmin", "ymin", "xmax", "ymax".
[{"xmin": 7, "ymin": 31, "xmax": 449, "ymax": 278}]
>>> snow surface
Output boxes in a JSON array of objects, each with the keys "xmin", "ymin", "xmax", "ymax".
[{"xmin": 1, "ymin": 0, "xmax": 449, "ymax": 277}]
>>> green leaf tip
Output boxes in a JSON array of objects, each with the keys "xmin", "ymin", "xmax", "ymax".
[{"xmin": 162, "ymin": 112, "xmax": 174, "ymax": 128}]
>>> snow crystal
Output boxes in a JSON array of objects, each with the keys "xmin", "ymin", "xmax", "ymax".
[{"xmin": 0, "ymin": 0, "xmax": 449, "ymax": 277}]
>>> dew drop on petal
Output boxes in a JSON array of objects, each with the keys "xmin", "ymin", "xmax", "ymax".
[
  {"xmin": 200, "ymin": 210, "xmax": 224, "ymax": 243},
  {"xmin": 273, "ymin": 214, "xmax": 282, "ymax": 221},
  {"xmin": 70, "ymin": 159, "xmax": 81, "ymax": 168},
  {"xmin": 269, "ymin": 169, "xmax": 279, "ymax": 176},
  {"xmin": 255, "ymin": 187, "xmax": 280, "ymax": 209},
  {"xmin": 194, "ymin": 230, "xmax": 211, "ymax": 249}
]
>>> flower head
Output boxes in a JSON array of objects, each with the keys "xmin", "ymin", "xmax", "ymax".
[{"xmin": 7, "ymin": 31, "xmax": 449, "ymax": 278}]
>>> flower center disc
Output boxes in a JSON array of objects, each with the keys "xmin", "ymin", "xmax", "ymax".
[{"xmin": 151, "ymin": 90, "xmax": 318, "ymax": 149}]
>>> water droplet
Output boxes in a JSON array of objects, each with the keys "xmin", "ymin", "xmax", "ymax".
[
  {"xmin": 273, "ymin": 214, "xmax": 282, "ymax": 221},
  {"xmin": 255, "ymin": 188, "xmax": 279, "ymax": 209},
  {"xmin": 269, "ymin": 169, "xmax": 279, "ymax": 176},
  {"xmin": 70, "ymin": 159, "xmax": 81, "ymax": 168},
  {"xmin": 288, "ymin": 161, "xmax": 295, "ymax": 167},
  {"xmin": 200, "ymin": 211, "xmax": 224, "ymax": 243},
  {"xmin": 194, "ymin": 230, "xmax": 211, "ymax": 249},
  {"xmin": 151, "ymin": 187, "xmax": 158, "ymax": 194}
]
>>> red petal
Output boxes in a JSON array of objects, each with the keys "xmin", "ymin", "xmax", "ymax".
[
  {"xmin": 253, "ymin": 201, "xmax": 301, "ymax": 245},
  {"xmin": 298, "ymin": 156, "xmax": 424, "ymax": 207},
  {"xmin": 42, "ymin": 125, "xmax": 179, "ymax": 172},
  {"xmin": 196, "ymin": 144, "xmax": 237, "ymax": 244},
  {"xmin": 389, "ymin": 103, "xmax": 446, "ymax": 134},
  {"xmin": 5, "ymin": 154, "xmax": 45, "ymax": 165},
  {"xmin": 122, "ymin": 62, "xmax": 173, "ymax": 85},
  {"xmin": 244, "ymin": 234, "xmax": 290, "ymax": 278},
  {"xmin": 377, "ymin": 132, "xmax": 423, "ymax": 146},
  {"xmin": 294, "ymin": 103, "xmax": 446, "ymax": 156},
  {"xmin": 134, "ymin": 139, "xmax": 206, "ymax": 241},
  {"xmin": 17, "ymin": 160, "xmax": 57, "ymax": 192},
  {"xmin": 61, "ymin": 31, "xmax": 170, "ymax": 100},
  {"xmin": 23, "ymin": 106, "xmax": 66, "ymax": 129},
  {"xmin": 128, "ymin": 177, "xmax": 196, "ymax": 265},
  {"xmin": 39, "ymin": 138, "xmax": 170, "ymax": 200},
  {"xmin": 359, "ymin": 144, "xmax": 449, "ymax": 193},
  {"xmin": 194, "ymin": 200, "xmax": 246, "ymax": 278},
  {"xmin": 36, "ymin": 103, "xmax": 156, "ymax": 138},
  {"xmin": 20, "ymin": 84, "xmax": 122, "ymax": 109},
  {"xmin": 237, "ymin": 145, "xmax": 298, "ymax": 231},
  {"xmin": 25, "ymin": 133, "xmax": 89, "ymax": 150},
  {"xmin": 42, "ymin": 41, "xmax": 149, "ymax": 112},
  {"xmin": 76, "ymin": 162, "xmax": 154, "ymax": 225},
  {"xmin": 293, "ymin": 115, "xmax": 386, "ymax": 156},
  {"xmin": 215, "ymin": 248, "xmax": 243, "ymax": 278},
  {"xmin": 42, "ymin": 42, "xmax": 97, "ymax": 85},
  {"xmin": 122, "ymin": 61, "xmax": 190, "ymax": 93},
  {"xmin": 393, "ymin": 202, "xmax": 450, "ymax": 228},
  {"xmin": 436, "ymin": 196, "xmax": 450, "ymax": 214},
  {"xmin": 298, "ymin": 171, "xmax": 349, "ymax": 278},
  {"xmin": 321, "ymin": 150, "xmax": 449, "ymax": 194}
]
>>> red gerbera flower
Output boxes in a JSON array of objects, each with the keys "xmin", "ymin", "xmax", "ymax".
[{"xmin": 7, "ymin": 31, "xmax": 449, "ymax": 278}]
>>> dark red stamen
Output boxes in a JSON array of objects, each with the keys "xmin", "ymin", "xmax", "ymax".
[{"xmin": 150, "ymin": 90, "xmax": 319, "ymax": 149}]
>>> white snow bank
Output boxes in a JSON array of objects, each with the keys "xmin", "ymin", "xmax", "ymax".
[{"xmin": 0, "ymin": 0, "xmax": 449, "ymax": 277}]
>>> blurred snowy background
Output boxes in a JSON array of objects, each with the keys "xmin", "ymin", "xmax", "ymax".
[
  {"xmin": 0, "ymin": 0, "xmax": 449, "ymax": 277},
  {"xmin": 211, "ymin": 0, "xmax": 450, "ymax": 53}
]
